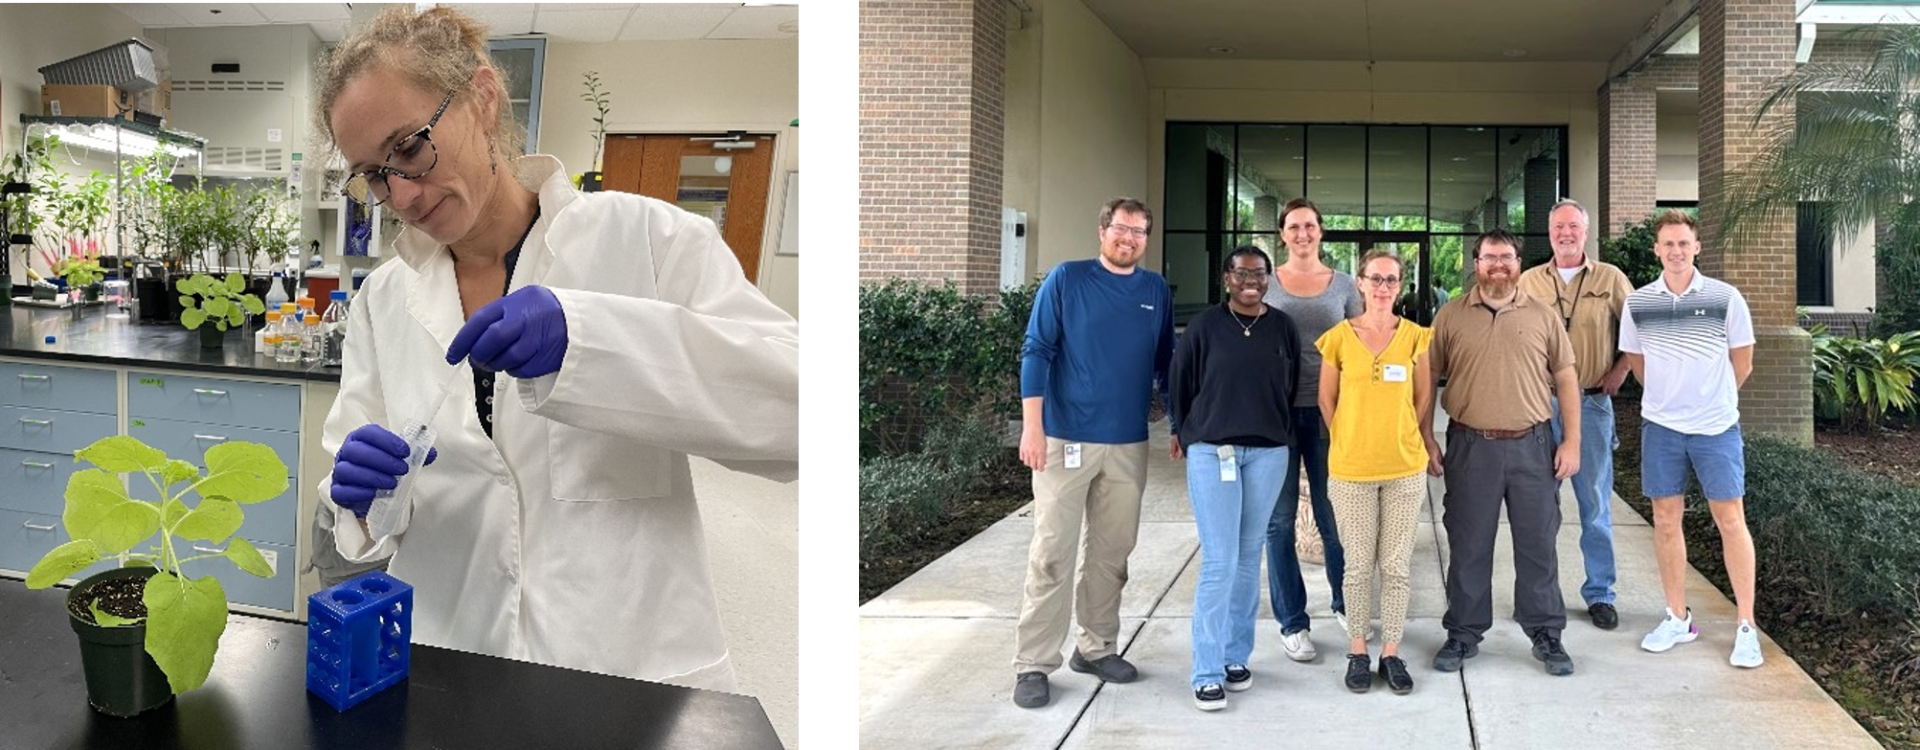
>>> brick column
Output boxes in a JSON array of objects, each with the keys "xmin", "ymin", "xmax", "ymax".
[
  {"xmin": 1251, "ymin": 196, "xmax": 1279, "ymax": 233},
  {"xmin": 858, "ymin": 0, "xmax": 1006, "ymax": 294},
  {"xmin": 1698, "ymin": 0, "xmax": 1811, "ymax": 444},
  {"xmin": 1598, "ymin": 81, "xmax": 1657, "ymax": 239}
]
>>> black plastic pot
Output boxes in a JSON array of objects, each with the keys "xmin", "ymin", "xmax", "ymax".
[
  {"xmin": 135, "ymin": 277, "xmax": 170, "ymax": 322},
  {"xmin": 198, "ymin": 324, "xmax": 225, "ymax": 350},
  {"xmin": 580, "ymin": 171, "xmax": 604, "ymax": 193},
  {"xmin": 66, "ymin": 566, "xmax": 173, "ymax": 718}
]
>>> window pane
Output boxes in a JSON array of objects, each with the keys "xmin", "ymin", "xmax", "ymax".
[
  {"xmin": 1431, "ymin": 127, "xmax": 1496, "ymax": 233},
  {"xmin": 1307, "ymin": 125, "xmax": 1365, "ymax": 230},
  {"xmin": 1499, "ymin": 128, "xmax": 1560, "ymax": 234},
  {"xmin": 1166, "ymin": 124, "xmax": 1234, "ymax": 231},
  {"xmin": 1797, "ymin": 202, "xmax": 1833, "ymax": 306},
  {"xmin": 1237, "ymin": 125, "xmax": 1303, "ymax": 236},
  {"xmin": 1321, "ymin": 241, "xmax": 1361, "ymax": 277},
  {"xmin": 1164, "ymin": 232, "xmax": 1222, "ymax": 321},
  {"xmin": 1369, "ymin": 127, "xmax": 1426, "ymax": 231}
]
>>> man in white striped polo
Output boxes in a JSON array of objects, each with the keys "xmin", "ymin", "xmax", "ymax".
[{"xmin": 1617, "ymin": 209, "xmax": 1764, "ymax": 669}]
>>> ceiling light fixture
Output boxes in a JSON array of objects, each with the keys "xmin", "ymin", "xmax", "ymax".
[
  {"xmin": 715, "ymin": 156, "xmax": 732, "ymax": 175},
  {"xmin": 1503, "ymin": 48, "xmax": 1527, "ymax": 57}
]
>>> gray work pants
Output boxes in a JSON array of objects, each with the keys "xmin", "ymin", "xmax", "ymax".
[{"xmin": 1440, "ymin": 424, "xmax": 1567, "ymax": 643}]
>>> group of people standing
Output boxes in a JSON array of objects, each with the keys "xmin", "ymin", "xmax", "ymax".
[{"xmin": 1011, "ymin": 196, "xmax": 1763, "ymax": 712}]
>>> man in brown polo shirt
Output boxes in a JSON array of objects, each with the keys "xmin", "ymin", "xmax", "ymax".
[
  {"xmin": 1428, "ymin": 228, "xmax": 1583, "ymax": 677},
  {"xmin": 1518, "ymin": 199, "xmax": 1635, "ymax": 631}
]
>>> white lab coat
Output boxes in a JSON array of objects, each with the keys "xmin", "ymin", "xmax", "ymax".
[{"xmin": 319, "ymin": 155, "xmax": 799, "ymax": 692}]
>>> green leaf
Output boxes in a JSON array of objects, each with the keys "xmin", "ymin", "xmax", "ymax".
[
  {"xmin": 160, "ymin": 497, "xmax": 189, "ymax": 528},
  {"xmin": 224, "ymin": 537, "xmax": 273, "ymax": 578},
  {"xmin": 181, "ymin": 307, "xmax": 207, "ymax": 330},
  {"xmin": 240, "ymin": 295, "xmax": 265, "ymax": 315},
  {"xmin": 204, "ymin": 297, "xmax": 230, "ymax": 318},
  {"xmin": 90, "ymin": 600, "xmax": 142, "ymax": 627},
  {"xmin": 89, "ymin": 497, "xmax": 160, "ymax": 555},
  {"xmin": 75, "ymin": 435, "xmax": 168, "ymax": 473},
  {"xmin": 197, "ymin": 442, "xmax": 287, "ymax": 504},
  {"xmin": 225, "ymin": 306, "xmax": 244, "ymax": 327},
  {"xmin": 63, "ymin": 468, "xmax": 134, "ymax": 538},
  {"xmin": 223, "ymin": 272, "xmax": 245, "ymax": 294},
  {"xmin": 177, "ymin": 295, "xmax": 194, "ymax": 310},
  {"xmin": 173, "ymin": 496, "xmax": 241, "ymax": 542},
  {"xmin": 25, "ymin": 539, "xmax": 99, "ymax": 588},
  {"xmin": 162, "ymin": 459, "xmax": 199, "ymax": 487},
  {"xmin": 143, "ymin": 572, "xmax": 227, "ymax": 693}
]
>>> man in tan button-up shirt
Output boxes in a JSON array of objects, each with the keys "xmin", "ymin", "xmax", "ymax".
[{"xmin": 1517, "ymin": 199, "xmax": 1636, "ymax": 632}]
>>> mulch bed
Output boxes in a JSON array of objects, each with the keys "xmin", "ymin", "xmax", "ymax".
[
  {"xmin": 1614, "ymin": 395, "xmax": 1920, "ymax": 749},
  {"xmin": 859, "ymin": 480, "xmax": 1029, "ymax": 605}
]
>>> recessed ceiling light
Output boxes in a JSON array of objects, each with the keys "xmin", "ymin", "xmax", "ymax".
[
  {"xmin": 1451, "ymin": 156, "xmax": 1468, "ymax": 162},
  {"xmin": 1503, "ymin": 48, "xmax": 1527, "ymax": 57},
  {"xmin": 1291, "ymin": 156, "xmax": 1306, "ymax": 160},
  {"xmin": 1208, "ymin": 46, "xmax": 1235, "ymax": 55}
]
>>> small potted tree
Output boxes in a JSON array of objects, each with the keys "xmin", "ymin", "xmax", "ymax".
[
  {"xmin": 579, "ymin": 71, "xmax": 611, "ymax": 192},
  {"xmin": 26, "ymin": 435, "xmax": 287, "ymax": 717}
]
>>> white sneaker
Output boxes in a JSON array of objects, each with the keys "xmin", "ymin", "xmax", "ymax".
[
  {"xmin": 1731, "ymin": 621, "xmax": 1764, "ymax": 668},
  {"xmin": 1640, "ymin": 607, "xmax": 1699, "ymax": 653},
  {"xmin": 1280, "ymin": 629, "xmax": 1317, "ymax": 662}
]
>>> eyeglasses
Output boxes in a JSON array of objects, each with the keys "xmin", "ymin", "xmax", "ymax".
[
  {"xmin": 1361, "ymin": 274, "xmax": 1401, "ymax": 286},
  {"xmin": 1107, "ymin": 224, "xmax": 1150, "ymax": 238},
  {"xmin": 1476, "ymin": 253, "xmax": 1519, "ymax": 264},
  {"xmin": 1226, "ymin": 269, "xmax": 1270, "ymax": 282},
  {"xmin": 343, "ymin": 87, "xmax": 460, "ymax": 206}
]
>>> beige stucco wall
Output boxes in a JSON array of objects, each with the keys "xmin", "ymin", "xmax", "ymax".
[
  {"xmin": 1003, "ymin": 0, "xmax": 1151, "ymax": 278},
  {"xmin": 1657, "ymin": 111, "xmax": 1700, "ymax": 201}
]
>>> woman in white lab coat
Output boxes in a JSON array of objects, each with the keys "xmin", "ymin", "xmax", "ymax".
[{"xmin": 311, "ymin": 6, "xmax": 798, "ymax": 691}]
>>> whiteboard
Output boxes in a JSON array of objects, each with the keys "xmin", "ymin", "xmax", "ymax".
[{"xmin": 776, "ymin": 171, "xmax": 799, "ymax": 256}]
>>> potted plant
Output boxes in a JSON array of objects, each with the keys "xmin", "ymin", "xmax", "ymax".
[
  {"xmin": 177, "ymin": 272, "xmax": 266, "ymax": 349},
  {"xmin": 580, "ymin": 70, "xmax": 611, "ymax": 192},
  {"xmin": 53, "ymin": 253, "xmax": 104, "ymax": 318},
  {"xmin": 25, "ymin": 434, "xmax": 287, "ymax": 717}
]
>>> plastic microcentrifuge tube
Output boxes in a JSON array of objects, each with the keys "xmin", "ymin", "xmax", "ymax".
[{"xmin": 365, "ymin": 362, "xmax": 467, "ymax": 539}]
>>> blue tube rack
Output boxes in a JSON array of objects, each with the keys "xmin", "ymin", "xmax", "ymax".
[{"xmin": 306, "ymin": 570, "xmax": 413, "ymax": 711}]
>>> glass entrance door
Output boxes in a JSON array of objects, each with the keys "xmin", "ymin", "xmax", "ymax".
[{"xmin": 1322, "ymin": 231, "xmax": 1450, "ymax": 325}]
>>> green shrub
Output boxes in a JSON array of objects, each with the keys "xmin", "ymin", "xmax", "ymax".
[
  {"xmin": 1808, "ymin": 325, "xmax": 1920, "ymax": 428},
  {"xmin": 859, "ymin": 279, "xmax": 1036, "ymax": 459},
  {"xmin": 859, "ymin": 417, "xmax": 1015, "ymax": 563},
  {"xmin": 1739, "ymin": 436, "xmax": 1920, "ymax": 620},
  {"xmin": 1598, "ymin": 214, "xmax": 1667, "ymax": 289}
]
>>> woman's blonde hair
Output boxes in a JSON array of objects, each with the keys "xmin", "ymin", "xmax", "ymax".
[{"xmin": 311, "ymin": 6, "xmax": 527, "ymax": 162}]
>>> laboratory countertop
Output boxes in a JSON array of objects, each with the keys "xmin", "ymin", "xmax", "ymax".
[
  {"xmin": 0, "ymin": 304, "xmax": 342, "ymax": 383},
  {"xmin": 0, "ymin": 577, "xmax": 785, "ymax": 749}
]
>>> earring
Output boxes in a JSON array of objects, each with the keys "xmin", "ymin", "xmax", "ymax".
[{"xmin": 488, "ymin": 133, "xmax": 498, "ymax": 174}]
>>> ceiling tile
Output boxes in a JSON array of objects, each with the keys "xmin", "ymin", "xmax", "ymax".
[
  {"xmin": 615, "ymin": 4, "xmax": 733, "ymax": 41},
  {"xmin": 167, "ymin": 4, "xmax": 272, "ymax": 26},
  {"xmin": 535, "ymin": 7, "xmax": 634, "ymax": 43},
  {"xmin": 708, "ymin": 5, "xmax": 796, "ymax": 39},
  {"xmin": 462, "ymin": 7, "xmax": 540, "ymax": 36},
  {"xmin": 309, "ymin": 19, "xmax": 349, "ymax": 43},
  {"xmin": 113, "ymin": 3, "xmax": 190, "ymax": 25},
  {"xmin": 250, "ymin": 3, "xmax": 349, "ymax": 23}
]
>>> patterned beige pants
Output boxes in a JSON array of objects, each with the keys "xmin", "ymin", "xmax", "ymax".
[{"xmin": 1328, "ymin": 473, "xmax": 1427, "ymax": 644}]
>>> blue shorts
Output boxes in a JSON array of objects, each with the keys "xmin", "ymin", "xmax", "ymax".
[{"xmin": 1641, "ymin": 421, "xmax": 1745, "ymax": 501}]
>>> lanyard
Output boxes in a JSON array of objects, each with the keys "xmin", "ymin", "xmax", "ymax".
[{"xmin": 1554, "ymin": 266, "xmax": 1589, "ymax": 332}]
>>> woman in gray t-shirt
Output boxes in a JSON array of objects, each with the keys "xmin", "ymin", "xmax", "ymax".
[{"xmin": 1259, "ymin": 197, "xmax": 1363, "ymax": 658}]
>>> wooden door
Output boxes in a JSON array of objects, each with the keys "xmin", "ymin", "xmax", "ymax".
[{"xmin": 601, "ymin": 133, "xmax": 776, "ymax": 283}]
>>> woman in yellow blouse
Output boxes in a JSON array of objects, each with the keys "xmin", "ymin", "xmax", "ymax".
[{"xmin": 1316, "ymin": 249, "xmax": 1442, "ymax": 695}]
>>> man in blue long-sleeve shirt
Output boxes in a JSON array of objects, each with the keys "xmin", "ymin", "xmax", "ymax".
[{"xmin": 1011, "ymin": 197, "xmax": 1175, "ymax": 709}]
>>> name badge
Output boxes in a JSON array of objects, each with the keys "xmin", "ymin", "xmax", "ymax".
[
  {"xmin": 1382, "ymin": 364, "xmax": 1409, "ymax": 383},
  {"xmin": 1064, "ymin": 443, "xmax": 1082, "ymax": 469},
  {"xmin": 1216, "ymin": 444, "xmax": 1238, "ymax": 483}
]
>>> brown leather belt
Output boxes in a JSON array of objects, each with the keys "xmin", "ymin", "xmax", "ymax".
[{"xmin": 1453, "ymin": 421, "xmax": 1542, "ymax": 440}]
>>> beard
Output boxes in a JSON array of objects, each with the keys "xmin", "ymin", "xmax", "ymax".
[{"xmin": 1477, "ymin": 275, "xmax": 1517, "ymax": 299}]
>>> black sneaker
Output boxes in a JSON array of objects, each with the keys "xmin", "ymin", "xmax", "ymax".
[
  {"xmin": 1013, "ymin": 671, "xmax": 1050, "ymax": 708},
  {"xmin": 1069, "ymin": 649, "xmax": 1139, "ymax": 683},
  {"xmin": 1223, "ymin": 663, "xmax": 1252, "ymax": 692},
  {"xmin": 1431, "ymin": 637, "xmax": 1478, "ymax": 672},
  {"xmin": 1194, "ymin": 683, "xmax": 1227, "ymax": 711},
  {"xmin": 1588, "ymin": 602, "xmax": 1620, "ymax": 631},
  {"xmin": 1344, "ymin": 653, "xmax": 1372, "ymax": 693},
  {"xmin": 1529, "ymin": 629, "xmax": 1575, "ymax": 676},
  {"xmin": 1378, "ymin": 655, "xmax": 1414, "ymax": 694}
]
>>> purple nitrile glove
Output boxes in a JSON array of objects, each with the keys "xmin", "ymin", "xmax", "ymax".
[
  {"xmin": 330, "ymin": 423, "xmax": 437, "ymax": 518},
  {"xmin": 445, "ymin": 285, "xmax": 569, "ymax": 378}
]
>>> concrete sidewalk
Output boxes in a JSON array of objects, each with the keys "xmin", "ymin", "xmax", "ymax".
[{"xmin": 859, "ymin": 415, "xmax": 1878, "ymax": 749}]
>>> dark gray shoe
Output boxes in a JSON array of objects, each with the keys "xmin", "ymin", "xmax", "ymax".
[
  {"xmin": 1013, "ymin": 671, "xmax": 1049, "ymax": 708},
  {"xmin": 1431, "ymin": 637, "xmax": 1479, "ymax": 672},
  {"xmin": 1529, "ymin": 629, "xmax": 1575, "ymax": 676},
  {"xmin": 1069, "ymin": 650, "xmax": 1139, "ymax": 683},
  {"xmin": 1378, "ymin": 655, "xmax": 1414, "ymax": 694},
  {"xmin": 1588, "ymin": 602, "xmax": 1620, "ymax": 630},
  {"xmin": 1344, "ymin": 653, "xmax": 1372, "ymax": 693}
]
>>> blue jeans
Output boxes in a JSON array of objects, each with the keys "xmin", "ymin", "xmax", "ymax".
[
  {"xmin": 1187, "ymin": 442, "xmax": 1288, "ymax": 689},
  {"xmin": 1265, "ymin": 407, "xmax": 1345, "ymax": 634},
  {"xmin": 1549, "ymin": 394, "xmax": 1618, "ymax": 606}
]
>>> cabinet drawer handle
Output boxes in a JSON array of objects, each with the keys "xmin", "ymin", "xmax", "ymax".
[
  {"xmin": 16, "ymin": 417, "xmax": 52, "ymax": 426},
  {"xmin": 22, "ymin": 521, "xmax": 56, "ymax": 531},
  {"xmin": 20, "ymin": 459, "xmax": 53, "ymax": 469},
  {"xmin": 193, "ymin": 434, "xmax": 228, "ymax": 442},
  {"xmin": 191, "ymin": 388, "xmax": 229, "ymax": 397},
  {"xmin": 193, "ymin": 545, "xmax": 223, "ymax": 555},
  {"xmin": 15, "ymin": 373, "xmax": 50, "ymax": 381}
]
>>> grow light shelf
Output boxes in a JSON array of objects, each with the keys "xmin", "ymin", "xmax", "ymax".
[{"xmin": 21, "ymin": 114, "xmax": 206, "ymax": 153}]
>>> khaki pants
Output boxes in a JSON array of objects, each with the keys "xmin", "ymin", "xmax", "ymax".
[
  {"xmin": 1012, "ymin": 438, "xmax": 1148, "ymax": 674},
  {"xmin": 1329, "ymin": 473, "xmax": 1426, "ymax": 645}
]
